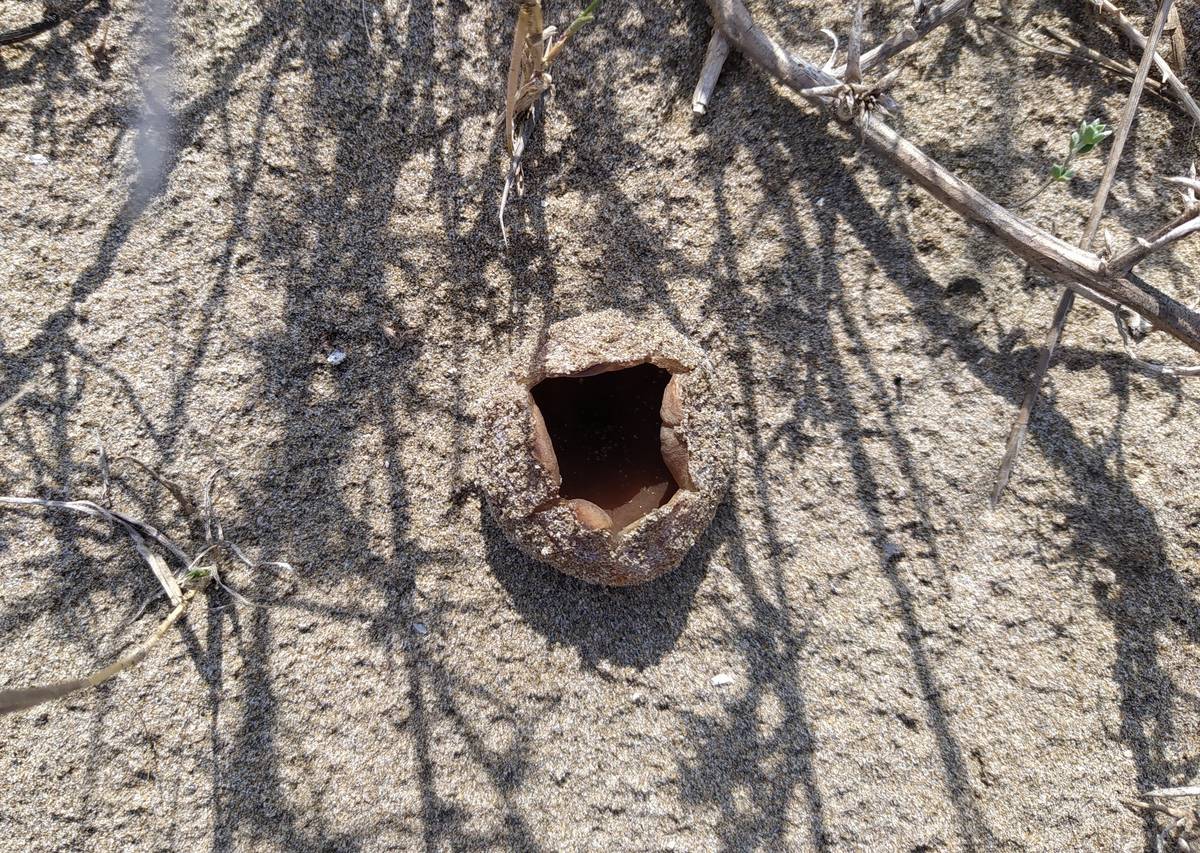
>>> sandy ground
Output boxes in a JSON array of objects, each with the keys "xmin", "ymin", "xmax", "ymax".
[{"xmin": 1, "ymin": 0, "xmax": 1199, "ymax": 848}]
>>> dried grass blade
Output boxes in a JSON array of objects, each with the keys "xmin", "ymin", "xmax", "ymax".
[
  {"xmin": 0, "ymin": 589, "xmax": 196, "ymax": 714},
  {"xmin": 122, "ymin": 521, "xmax": 182, "ymax": 606},
  {"xmin": 0, "ymin": 496, "xmax": 190, "ymax": 564},
  {"xmin": 94, "ymin": 432, "xmax": 112, "ymax": 506},
  {"xmin": 203, "ymin": 470, "xmax": 224, "ymax": 542},
  {"xmin": 506, "ymin": 2, "xmax": 538, "ymax": 155},
  {"xmin": 110, "ymin": 456, "xmax": 197, "ymax": 516}
]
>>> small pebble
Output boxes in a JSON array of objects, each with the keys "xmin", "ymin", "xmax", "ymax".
[
  {"xmin": 412, "ymin": 622, "xmax": 428, "ymax": 635},
  {"xmin": 710, "ymin": 673, "xmax": 733, "ymax": 688},
  {"xmin": 27, "ymin": 154, "xmax": 50, "ymax": 166},
  {"xmin": 326, "ymin": 348, "xmax": 346, "ymax": 366}
]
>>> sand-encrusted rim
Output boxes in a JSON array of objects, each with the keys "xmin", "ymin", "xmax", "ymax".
[{"xmin": 477, "ymin": 310, "xmax": 734, "ymax": 586}]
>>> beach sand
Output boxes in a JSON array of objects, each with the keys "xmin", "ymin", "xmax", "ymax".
[{"xmin": 1, "ymin": 0, "xmax": 1198, "ymax": 848}]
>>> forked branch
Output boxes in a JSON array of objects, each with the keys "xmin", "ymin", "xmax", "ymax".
[
  {"xmin": 832, "ymin": 0, "xmax": 973, "ymax": 78},
  {"xmin": 703, "ymin": 0, "xmax": 1200, "ymax": 354}
]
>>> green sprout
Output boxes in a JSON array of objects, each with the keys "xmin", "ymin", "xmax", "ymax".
[
  {"xmin": 1018, "ymin": 119, "xmax": 1112, "ymax": 207},
  {"xmin": 1069, "ymin": 119, "xmax": 1112, "ymax": 157},
  {"xmin": 1049, "ymin": 163, "xmax": 1075, "ymax": 182}
]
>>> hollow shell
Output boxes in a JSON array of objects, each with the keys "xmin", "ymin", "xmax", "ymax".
[{"xmin": 476, "ymin": 310, "xmax": 734, "ymax": 586}]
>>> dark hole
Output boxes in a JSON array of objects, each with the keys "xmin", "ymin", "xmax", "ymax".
[
  {"xmin": 531, "ymin": 363, "xmax": 678, "ymax": 530},
  {"xmin": 946, "ymin": 276, "xmax": 984, "ymax": 298}
]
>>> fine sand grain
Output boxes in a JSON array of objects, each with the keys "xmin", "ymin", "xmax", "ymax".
[{"xmin": 1, "ymin": 0, "xmax": 1198, "ymax": 849}]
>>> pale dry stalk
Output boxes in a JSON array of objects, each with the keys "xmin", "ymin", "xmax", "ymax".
[{"xmin": 992, "ymin": 0, "xmax": 1177, "ymax": 504}]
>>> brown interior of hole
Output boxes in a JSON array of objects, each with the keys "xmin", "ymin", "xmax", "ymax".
[{"xmin": 531, "ymin": 363, "xmax": 679, "ymax": 531}]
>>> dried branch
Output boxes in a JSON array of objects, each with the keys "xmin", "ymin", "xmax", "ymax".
[
  {"xmin": 693, "ymin": 28, "xmax": 732, "ymax": 114},
  {"xmin": 0, "ymin": 0, "xmax": 95, "ymax": 47},
  {"xmin": 832, "ymin": 0, "xmax": 973, "ymax": 78},
  {"xmin": 703, "ymin": 0, "xmax": 1200, "ymax": 353},
  {"xmin": 1146, "ymin": 786, "xmax": 1200, "ymax": 798},
  {"xmin": 1082, "ymin": 0, "xmax": 1169, "ymax": 242},
  {"xmin": 1108, "ymin": 201, "xmax": 1200, "ymax": 274},
  {"xmin": 991, "ymin": 0, "xmax": 1176, "ymax": 506},
  {"xmin": 1124, "ymin": 785, "xmax": 1200, "ymax": 850},
  {"xmin": 1090, "ymin": 0, "xmax": 1200, "ymax": 126}
]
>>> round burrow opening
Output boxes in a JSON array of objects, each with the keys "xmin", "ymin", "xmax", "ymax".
[{"xmin": 530, "ymin": 362, "xmax": 690, "ymax": 532}]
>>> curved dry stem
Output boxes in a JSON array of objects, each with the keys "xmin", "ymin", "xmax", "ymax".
[{"xmin": 0, "ymin": 586, "xmax": 201, "ymax": 715}]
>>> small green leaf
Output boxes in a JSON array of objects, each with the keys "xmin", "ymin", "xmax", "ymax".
[
  {"xmin": 1050, "ymin": 164, "xmax": 1075, "ymax": 182},
  {"xmin": 1073, "ymin": 120, "xmax": 1112, "ymax": 156}
]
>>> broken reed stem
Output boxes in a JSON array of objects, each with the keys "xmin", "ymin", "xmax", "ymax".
[
  {"xmin": 1090, "ymin": 0, "xmax": 1200, "ymax": 126},
  {"xmin": 845, "ymin": 0, "xmax": 864, "ymax": 84},
  {"xmin": 990, "ymin": 0, "xmax": 1175, "ymax": 506},
  {"xmin": 832, "ymin": 0, "xmax": 973, "ymax": 78},
  {"xmin": 703, "ymin": 0, "xmax": 1200, "ymax": 354},
  {"xmin": 693, "ymin": 28, "xmax": 731, "ymax": 114}
]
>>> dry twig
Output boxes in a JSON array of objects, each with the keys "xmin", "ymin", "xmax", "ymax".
[
  {"xmin": 832, "ymin": 0, "xmax": 973, "ymax": 78},
  {"xmin": 693, "ymin": 28, "xmax": 732, "ymax": 114},
  {"xmin": 981, "ymin": 20, "xmax": 1172, "ymax": 105},
  {"xmin": 845, "ymin": 0, "xmax": 864, "ymax": 84},
  {"xmin": 0, "ymin": 0, "xmax": 96, "ymax": 47},
  {"xmin": 1123, "ymin": 784, "xmax": 1200, "ymax": 851},
  {"xmin": 1089, "ymin": 0, "xmax": 1200, "ymax": 126}
]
